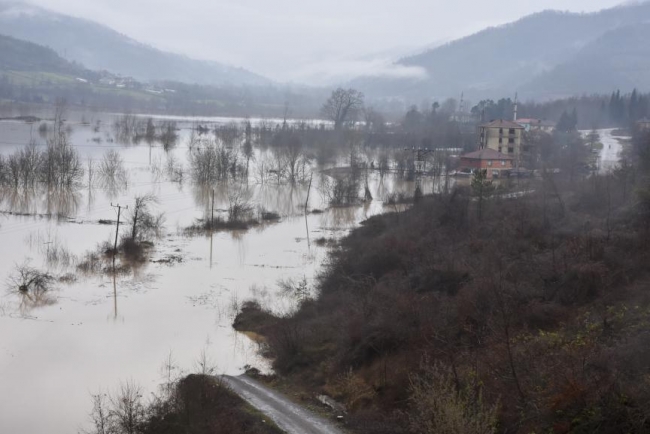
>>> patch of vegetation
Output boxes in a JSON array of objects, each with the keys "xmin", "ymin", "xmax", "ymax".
[
  {"xmin": 86, "ymin": 375, "xmax": 282, "ymax": 434},
  {"xmin": 233, "ymin": 301, "xmax": 278, "ymax": 336},
  {"xmin": 233, "ymin": 128, "xmax": 650, "ymax": 433}
]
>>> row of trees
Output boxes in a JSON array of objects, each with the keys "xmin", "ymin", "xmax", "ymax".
[{"xmin": 0, "ymin": 139, "xmax": 83, "ymax": 189}]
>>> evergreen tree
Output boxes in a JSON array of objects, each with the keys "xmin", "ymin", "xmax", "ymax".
[
  {"xmin": 570, "ymin": 108, "xmax": 578, "ymax": 130},
  {"xmin": 630, "ymin": 89, "xmax": 639, "ymax": 122},
  {"xmin": 556, "ymin": 110, "xmax": 577, "ymax": 132}
]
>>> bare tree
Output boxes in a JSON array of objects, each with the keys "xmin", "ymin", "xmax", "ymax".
[
  {"xmin": 214, "ymin": 122, "xmax": 241, "ymax": 148},
  {"xmin": 99, "ymin": 150, "xmax": 128, "ymax": 193},
  {"xmin": 272, "ymin": 130, "xmax": 304, "ymax": 183},
  {"xmin": 159, "ymin": 121, "xmax": 178, "ymax": 150},
  {"xmin": 364, "ymin": 107, "xmax": 386, "ymax": 134},
  {"xmin": 0, "ymin": 154, "xmax": 7, "ymax": 186},
  {"xmin": 87, "ymin": 158, "xmax": 95, "ymax": 189},
  {"xmin": 144, "ymin": 118, "xmax": 156, "ymax": 145},
  {"xmin": 128, "ymin": 194, "xmax": 164, "ymax": 241},
  {"xmin": 194, "ymin": 348, "xmax": 219, "ymax": 376},
  {"xmin": 165, "ymin": 154, "xmax": 184, "ymax": 183},
  {"xmin": 318, "ymin": 174, "xmax": 360, "ymax": 206},
  {"xmin": 86, "ymin": 392, "xmax": 112, "ymax": 434},
  {"xmin": 227, "ymin": 187, "xmax": 254, "ymax": 222},
  {"xmin": 321, "ymin": 88, "xmax": 365, "ymax": 130},
  {"xmin": 110, "ymin": 381, "xmax": 145, "ymax": 434},
  {"xmin": 6, "ymin": 262, "xmax": 56, "ymax": 313},
  {"xmin": 43, "ymin": 137, "xmax": 84, "ymax": 188},
  {"xmin": 242, "ymin": 121, "xmax": 254, "ymax": 176},
  {"xmin": 7, "ymin": 262, "xmax": 54, "ymax": 294},
  {"xmin": 53, "ymin": 98, "xmax": 68, "ymax": 138}
]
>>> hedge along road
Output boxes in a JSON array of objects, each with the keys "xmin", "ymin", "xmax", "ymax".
[{"xmin": 221, "ymin": 375, "xmax": 345, "ymax": 434}]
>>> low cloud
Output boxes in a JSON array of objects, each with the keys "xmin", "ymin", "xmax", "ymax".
[{"xmin": 290, "ymin": 56, "xmax": 428, "ymax": 86}]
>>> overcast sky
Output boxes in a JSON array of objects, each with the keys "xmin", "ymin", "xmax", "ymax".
[{"xmin": 27, "ymin": 0, "xmax": 625, "ymax": 84}]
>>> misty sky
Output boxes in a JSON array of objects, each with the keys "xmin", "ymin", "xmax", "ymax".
[{"xmin": 27, "ymin": 0, "xmax": 625, "ymax": 84}]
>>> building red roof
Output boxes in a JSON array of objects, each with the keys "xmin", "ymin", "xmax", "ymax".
[
  {"xmin": 480, "ymin": 119, "xmax": 525, "ymax": 129},
  {"xmin": 461, "ymin": 148, "xmax": 514, "ymax": 160}
]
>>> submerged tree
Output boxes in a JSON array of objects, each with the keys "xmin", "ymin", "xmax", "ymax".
[
  {"xmin": 128, "ymin": 194, "xmax": 164, "ymax": 241},
  {"xmin": 227, "ymin": 187, "xmax": 254, "ymax": 223},
  {"xmin": 321, "ymin": 88, "xmax": 364, "ymax": 130}
]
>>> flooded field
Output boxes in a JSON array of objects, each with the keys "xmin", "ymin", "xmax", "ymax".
[{"xmin": 0, "ymin": 113, "xmax": 441, "ymax": 433}]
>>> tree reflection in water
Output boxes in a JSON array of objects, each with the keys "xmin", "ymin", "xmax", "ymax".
[
  {"xmin": 0, "ymin": 186, "xmax": 81, "ymax": 218},
  {"xmin": 5, "ymin": 263, "xmax": 57, "ymax": 316}
]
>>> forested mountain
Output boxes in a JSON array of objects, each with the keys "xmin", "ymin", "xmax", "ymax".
[
  {"xmin": 0, "ymin": 1, "xmax": 269, "ymax": 87},
  {"xmin": 0, "ymin": 33, "xmax": 90, "ymax": 77},
  {"xmin": 523, "ymin": 23, "xmax": 650, "ymax": 97},
  {"xmin": 354, "ymin": 2, "xmax": 650, "ymax": 100}
]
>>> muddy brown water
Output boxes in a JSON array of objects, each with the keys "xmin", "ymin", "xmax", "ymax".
[{"xmin": 0, "ymin": 114, "xmax": 442, "ymax": 433}]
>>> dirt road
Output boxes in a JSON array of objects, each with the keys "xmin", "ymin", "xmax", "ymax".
[{"xmin": 222, "ymin": 375, "xmax": 345, "ymax": 434}]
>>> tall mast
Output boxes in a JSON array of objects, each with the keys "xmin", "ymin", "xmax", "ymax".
[{"xmin": 513, "ymin": 92, "xmax": 519, "ymax": 121}]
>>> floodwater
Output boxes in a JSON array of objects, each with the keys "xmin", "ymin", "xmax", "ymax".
[
  {"xmin": 597, "ymin": 128, "xmax": 624, "ymax": 173},
  {"xmin": 0, "ymin": 115, "xmax": 435, "ymax": 433}
]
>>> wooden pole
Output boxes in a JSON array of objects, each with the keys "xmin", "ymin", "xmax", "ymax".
[
  {"xmin": 111, "ymin": 203, "xmax": 127, "ymax": 268},
  {"xmin": 211, "ymin": 189, "xmax": 215, "ymax": 230},
  {"xmin": 304, "ymin": 173, "xmax": 313, "ymax": 214}
]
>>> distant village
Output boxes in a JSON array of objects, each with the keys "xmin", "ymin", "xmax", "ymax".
[{"xmin": 75, "ymin": 71, "xmax": 176, "ymax": 96}]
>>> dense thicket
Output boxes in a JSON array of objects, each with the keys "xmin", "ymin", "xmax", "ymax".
[
  {"xmin": 237, "ymin": 127, "xmax": 650, "ymax": 433},
  {"xmin": 472, "ymin": 90, "xmax": 650, "ymax": 130}
]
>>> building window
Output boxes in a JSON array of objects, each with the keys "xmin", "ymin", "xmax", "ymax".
[
  {"xmin": 499, "ymin": 128, "xmax": 503, "ymax": 134},
  {"xmin": 509, "ymin": 138, "xmax": 515, "ymax": 144},
  {"xmin": 499, "ymin": 138, "xmax": 503, "ymax": 144},
  {"xmin": 508, "ymin": 147, "xmax": 514, "ymax": 154},
  {"xmin": 498, "ymin": 147, "xmax": 502, "ymax": 153},
  {"xmin": 509, "ymin": 128, "xmax": 515, "ymax": 134}
]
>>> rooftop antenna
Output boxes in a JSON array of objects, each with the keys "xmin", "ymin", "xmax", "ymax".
[{"xmin": 459, "ymin": 92, "xmax": 465, "ymax": 113}]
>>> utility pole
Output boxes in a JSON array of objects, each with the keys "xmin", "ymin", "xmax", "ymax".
[
  {"xmin": 211, "ymin": 189, "xmax": 215, "ymax": 229},
  {"xmin": 304, "ymin": 173, "xmax": 313, "ymax": 214},
  {"xmin": 111, "ymin": 203, "xmax": 127, "ymax": 268},
  {"xmin": 210, "ymin": 189, "xmax": 215, "ymax": 269}
]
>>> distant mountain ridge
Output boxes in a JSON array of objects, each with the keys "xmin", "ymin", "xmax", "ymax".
[
  {"xmin": 0, "ymin": 1, "xmax": 270, "ymax": 87},
  {"xmin": 0, "ymin": 32, "xmax": 89, "ymax": 77},
  {"xmin": 353, "ymin": 1, "xmax": 650, "ymax": 100}
]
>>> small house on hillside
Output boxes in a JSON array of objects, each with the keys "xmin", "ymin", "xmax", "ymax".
[{"xmin": 460, "ymin": 148, "xmax": 513, "ymax": 178}]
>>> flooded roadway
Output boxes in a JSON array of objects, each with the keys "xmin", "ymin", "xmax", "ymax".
[{"xmin": 598, "ymin": 128, "xmax": 624, "ymax": 173}]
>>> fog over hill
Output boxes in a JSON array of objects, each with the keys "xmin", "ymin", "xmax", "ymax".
[
  {"xmin": 353, "ymin": 1, "xmax": 650, "ymax": 101},
  {"xmin": 0, "ymin": 1, "xmax": 270, "ymax": 87},
  {"xmin": 0, "ymin": 32, "xmax": 88, "ymax": 76},
  {"xmin": 1, "ymin": 0, "xmax": 649, "ymax": 104}
]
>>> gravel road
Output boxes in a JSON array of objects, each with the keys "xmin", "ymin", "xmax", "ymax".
[{"xmin": 222, "ymin": 375, "xmax": 345, "ymax": 434}]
